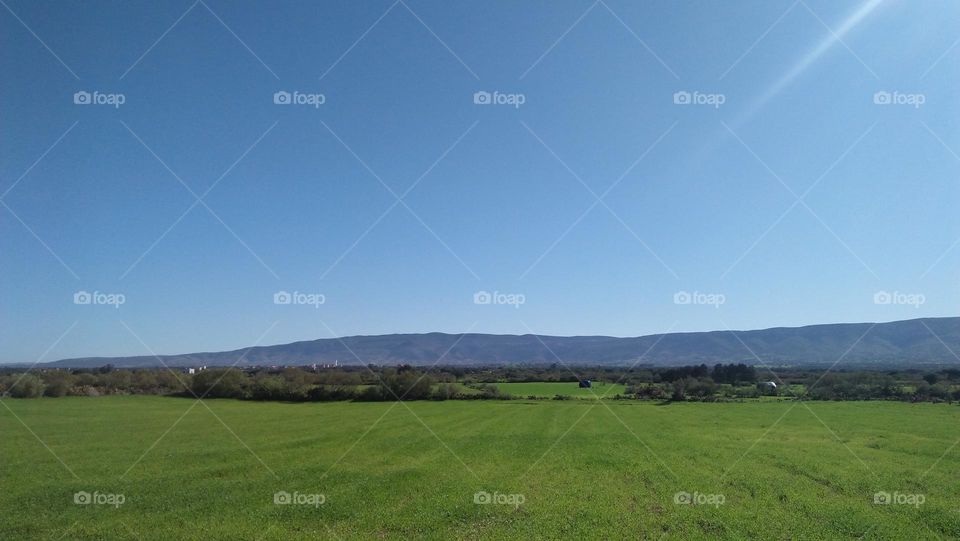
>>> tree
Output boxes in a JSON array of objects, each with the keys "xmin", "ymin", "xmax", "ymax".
[{"xmin": 712, "ymin": 363, "xmax": 757, "ymax": 385}]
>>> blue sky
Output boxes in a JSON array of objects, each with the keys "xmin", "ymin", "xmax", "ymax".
[{"xmin": 2, "ymin": 0, "xmax": 959, "ymax": 363}]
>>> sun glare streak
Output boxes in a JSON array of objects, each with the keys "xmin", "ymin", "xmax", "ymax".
[{"xmin": 731, "ymin": 0, "xmax": 886, "ymax": 128}]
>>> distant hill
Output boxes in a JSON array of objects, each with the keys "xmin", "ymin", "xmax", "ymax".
[{"xmin": 45, "ymin": 317, "xmax": 959, "ymax": 369}]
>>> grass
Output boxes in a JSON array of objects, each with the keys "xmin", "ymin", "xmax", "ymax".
[
  {"xmin": 492, "ymin": 381, "xmax": 628, "ymax": 398},
  {"xmin": 1, "ymin": 397, "xmax": 958, "ymax": 540}
]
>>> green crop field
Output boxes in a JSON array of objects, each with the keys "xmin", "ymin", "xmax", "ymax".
[
  {"xmin": 1, "ymin": 397, "xmax": 958, "ymax": 540},
  {"xmin": 493, "ymin": 381, "xmax": 628, "ymax": 398}
]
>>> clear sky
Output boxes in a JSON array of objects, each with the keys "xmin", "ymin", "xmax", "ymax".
[{"xmin": 2, "ymin": 0, "xmax": 959, "ymax": 363}]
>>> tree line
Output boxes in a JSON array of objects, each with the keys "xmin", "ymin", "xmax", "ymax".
[{"xmin": 1, "ymin": 364, "xmax": 959, "ymax": 403}]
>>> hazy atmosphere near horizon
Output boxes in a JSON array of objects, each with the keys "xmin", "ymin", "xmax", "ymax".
[
  {"xmin": 2, "ymin": 0, "xmax": 959, "ymax": 363},
  {"xmin": 4, "ymin": 2, "xmax": 960, "ymax": 540}
]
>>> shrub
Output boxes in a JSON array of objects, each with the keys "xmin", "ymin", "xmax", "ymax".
[
  {"xmin": 43, "ymin": 379, "xmax": 71, "ymax": 397},
  {"xmin": 476, "ymin": 384, "xmax": 511, "ymax": 400},
  {"xmin": 307, "ymin": 385, "xmax": 357, "ymax": 401},
  {"xmin": 249, "ymin": 376, "xmax": 289, "ymax": 401},
  {"xmin": 191, "ymin": 369, "xmax": 248, "ymax": 399},
  {"xmin": 40, "ymin": 371, "xmax": 74, "ymax": 397},
  {"xmin": 432, "ymin": 383, "xmax": 458, "ymax": 400},
  {"xmin": 7, "ymin": 374, "xmax": 45, "ymax": 398},
  {"xmin": 378, "ymin": 370, "xmax": 433, "ymax": 400},
  {"xmin": 357, "ymin": 385, "xmax": 386, "ymax": 401}
]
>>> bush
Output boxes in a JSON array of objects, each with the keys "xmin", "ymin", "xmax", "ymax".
[
  {"xmin": 43, "ymin": 379, "xmax": 71, "ymax": 397},
  {"xmin": 131, "ymin": 370, "xmax": 160, "ymax": 393},
  {"xmin": 627, "ymin": 383, "xmax": 668, "ymax": 400},
  {"xmin": 75, "ymin": 373, "xmax": 98, "ymax": 387},
  {"xmin": 432, "ymin": 383, "xmax": 458, "ymax": 400},
  {"xmin": 191, "ymin": 369, "xmax": 248, "ymax": 399},
  {"xmin": 249, "ymin": 376, "xmax": 289, "ymax": 401},
  {"xmin": 475, "ymin": 384, "xmax": 511, "ymax": 400},
  {"xmin": 76, "ymin": 385, "xmax": 101, "ymax": 397},
  {"xmin": 307, "ymin": 385, "xmax": 357, "ymax": 401},
  {"xmin": 40, "ymin": 371, "xmax": 74, "ymax": 397},
  {"xmin": 7, "ymin": 374, "xmax": 45, "ymax": 398},
  {"xmin": 732, "ymin": 386, "xmax": 759, "ymax": 399},
  {"xmin": 103, "ymin": 371, "xmax": 132, "ymax": 392},
  {"xmin": 357, "ymin": 385, "xmax": 385, "ymax": 401},
  {"xmin": 378, "ymin": 369, "xmax": 433, "ymax": 400}
]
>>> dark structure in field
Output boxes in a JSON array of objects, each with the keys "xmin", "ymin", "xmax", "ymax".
[{"xmin": 579, "ymin": 380, "xmax": 592, "ymax": 388}]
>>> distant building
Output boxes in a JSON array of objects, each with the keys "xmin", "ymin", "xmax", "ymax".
[
  {"xmin": 758, "ymin": 381, "xmax": 778, "ymax": 392},
  {"xmin": 306, "ymin": 361, "xmax": 339, "ymax": 371},
  {"xmin": 579, "ymin": 380, "xmax": 592, "ymax": 388}
]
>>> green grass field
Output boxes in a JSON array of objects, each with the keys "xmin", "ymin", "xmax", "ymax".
[
  {"xmin": 2, "ymin": 397, "xmax": 958, "ymax": 539},
  {"xmin": 493, "ymin": 381, "xmax": 628, "ymax": 398}
]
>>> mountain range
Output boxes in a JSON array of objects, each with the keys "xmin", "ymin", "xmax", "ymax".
[{"xmin": 41, "ymin": 316, "xmax": 960, "ymax": 369}]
